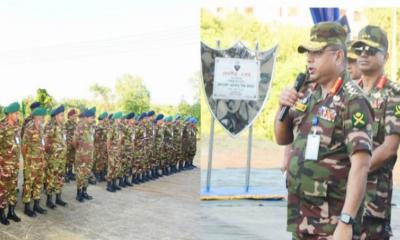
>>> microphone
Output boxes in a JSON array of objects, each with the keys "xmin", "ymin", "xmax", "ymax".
[{"xmin": 278, "ymin": 73, "xmax": 307, "ymax": 122}]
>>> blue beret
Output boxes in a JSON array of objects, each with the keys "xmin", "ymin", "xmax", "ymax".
[
  {"xmin": 154, "ymin": 114, "xmax": 164, "ymax": 123},
  {"xmin": 84, "ymin": 108, "xmax": 95, "ymax": 117},
  {"xmin": 138, "ymin": 112, "xmax": 147, "ymax": 121},
  {"xmin": 147, "ymin": 110, "xmax": 155, "ymax": 117},
  {"xmin": 98, "ymin": 112, "xmax": 108, "ymax": 120},
  {"xmin": 89, "ymin": 107, "xmax": 96, "ymax": 114},
  {"xmin": 126, "ymin": 112, "xmax": 135, "ymax": 120},
  {"xmin": 50, "ymin": 105, "xmax": 65, "ymax": 117},
  {"xmin": 30, "ymin": 102, "xmax": 41, "ymax": 110}
]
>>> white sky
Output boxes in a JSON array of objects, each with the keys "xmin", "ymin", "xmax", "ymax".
[{"xmin": 0, "ymin": 0, "xmax": 200, "ymax": 106}]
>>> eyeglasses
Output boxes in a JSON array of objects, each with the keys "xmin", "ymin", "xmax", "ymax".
[{"xmin": 353, "ymin": 45, "xmax": 381, "ymax": 56}]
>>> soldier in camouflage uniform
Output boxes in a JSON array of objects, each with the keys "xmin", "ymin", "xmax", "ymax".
[
  {"xmin": 73, "ymin": 107, "xmax": 96, "ymax": 202},
  {"xmin": 144, "ymin": 111, "xmax": 155, "ymax": 180},
  {"xmin": 275, "ymin": 22, "xmax": 374, "ymax": 239},
  {"xmin": 65, "ymin": 109, "xmax": 78, "ymax": 182},
  {"xmin": 136, "ymin": 112, "xmax": 148, "ymax": 182},
  {"xmin": 93, "ymin": 112, "xmax": 108, "ymax": 182},
  {"xmin": 44, "ymin": 105, "xmax": 68, "ymax": 209},
  {"xmin": 350, "ymin": 25, "xmax": 400, "ymax": 240},
  {"xmin": 121, "ymin": 112, "xmax": 135, "ymax": 186},
  {"xmin": 0, "ymin": 102, "xmax": 21, "ymax": 225},
  {"xmin": 172, "ymin": 115, "xmax": 183, "ymax": 173},
  {"xmin": 347, "ymin": 43, "xmax": 362, "ymax": 81},
  {"xmin": 22, "ymin": 107, "xmax": 48, "ymax": 217},
  {"xmin": 153, "ymin": 114, "xmax": 164, "ymax": 177},
  {"xmin": 131, "ymin": 113, "xmax": 145, "ymax": 184},
  {"xmin": 181, "ymin": 117, "xmax": 191, "ymax": 169},
  {"xmin": 106, "ymin": 112, "xmax": 123, "ymax": 192},
  {"xmin": 163, "ymin": 116, "xmax": 175, "ymax": 175},
  {"xmin": 20, "ymin": 102, "xmax": 40, "ymax": 145},
  {"xmin": 187, "ymin": 117, "xmax": 198, "ymax": 169}
]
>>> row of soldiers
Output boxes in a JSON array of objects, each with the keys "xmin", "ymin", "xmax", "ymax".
[{"xmin": 0, "ymin": 102, "xmax": 198, "ymax": 225}]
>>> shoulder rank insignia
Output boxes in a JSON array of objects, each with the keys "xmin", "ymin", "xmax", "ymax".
[{"xmin": 352, "ymin": 112, "xmax": 367, "ymax": 128}]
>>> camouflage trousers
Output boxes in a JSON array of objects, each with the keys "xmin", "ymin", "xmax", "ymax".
[
  {"xmin": 121, "ymin": 152, "xmax": 133, "ymax": 177},
  {"xmin": 107, "ymin": 149, "xmax": 120, "ymax": 181},
  {"xmin": 292, "ymin": 232, "xmax": 333, "ymax": 240},
  {"xmin": 0, "ymin": 162, "xmax": 19, "ymax": 208},
  {"xmin": 66, "ymin": 146, "xmax": 76, "ymax": 172},
  {"xmin": 360, "ymin": 216, "xmax": 392, "ymax": 240},
  {"xmin": 75, "ymin": 153, "xmax": 93, "ymax": 189},
  {"xmin": 23, "ymin": 157, "xmax": 45, "ymax": 203},
  {"xmin": 46, "ymin": 156, "xmax": 66, "ymax": 195},
  {"xmin": 93, "ymin": 146, "xmax": 108, "ymax": 174}
]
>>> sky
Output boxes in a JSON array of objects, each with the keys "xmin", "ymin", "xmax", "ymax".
[{"xmin": 0, "ymin": 0, "xmax": 200, "ymax": 106}]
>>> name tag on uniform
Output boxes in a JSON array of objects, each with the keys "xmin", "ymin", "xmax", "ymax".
[
  {"xmin": 305, "ymin": 134, "xmax": 320, "ymax": 160},
  {"xmin": 15, "ymin": 137, "xmax": 20, "ymax": 145},
  {"xmin": 41, "ymin": 138, "xmax": 45, "ymax": 146},
  {"xmin": 63, "ymin": 134, "xmax": 67, "ymax": 141}
]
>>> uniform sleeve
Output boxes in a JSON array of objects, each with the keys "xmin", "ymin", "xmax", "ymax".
[
  {"xmin": 343, "ymin": 97, "xmax": 373, "ymax": 156},
  {"xmin": 384, "ymin": 93, "xmax": 400, "ymax": 136}
]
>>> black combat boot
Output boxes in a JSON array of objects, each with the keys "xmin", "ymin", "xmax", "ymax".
[
  {"xmin": 24, "ymin": 202, "xmax": 37, "ymax": 217},
  {"xmin": 76, "ymin": 188, "xmax": 84, "ymax": 202},
  {"xmin": 164, "ymin": 166, "xmax": 169, "ymax": 176},
  {"xmin": 65, "ymin": 174, "xmax": 70, "ymax": 183},
  {"xmin": 0, "ymin": 208, "xmax": 10, "ymax": 225},
  {"xmin": 113, "ymin": 179, "xmax": 121, "ymax": 191},
  {"xmin": 118, "ymin": 177, "xmax": 126, "ymax": 188},
  {"xmin": 55, "ymin": 193, "xmax": 67, "ymax": 206},
  {"xmin": 69, "ymin": 169, "xmax": 76, "ymax": 181},
  {"xmin": 7, "ymin": 205, "xmax": 21, "ymax": 222},
  {"xmin": 46, "ymin": 194, "xmax": 56, "ymax": 209},
  {"xmin": 33, "ymin": 199, "xmax": 47, "ymax": 214},
  {"xmin": 82, "ymin": 187, "xmax": 93, "ymax": 200},
  {"xmin": 106, "ymin": 181, "xmax": 116, "ymax": 192},
  {"xmin": 130, "ymin": 175, "xmax": 136, "ymax": 185},
  {"xmin": 99, "ymin": 171, "xmax": 106, "ymax": 182},
  {"xmin": 124, "ymin": 176, "xmax": 133, "ymax": 187}
]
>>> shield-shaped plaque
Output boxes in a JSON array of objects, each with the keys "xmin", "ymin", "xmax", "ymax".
[{"xmin": 201, "ymin": 41, "xmax": 278, "ymax": 136}]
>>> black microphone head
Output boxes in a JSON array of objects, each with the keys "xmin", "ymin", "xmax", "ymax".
[{"xmin": 294, "ymin": 73, "xmax": 307, "ymax": 91}]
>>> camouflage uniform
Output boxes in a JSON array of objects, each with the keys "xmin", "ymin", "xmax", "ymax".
[
  {"xmin": 188, "ymin": 123, "xmax": 197, "ymax": 166},
  {"xmin": 20, "ymin": 115, "xmax": 33, "ymax": 144},
  {"xmin": 0, "ymin": 119, "xmax": 20, "ymax": 209},
  {"xmin": 65, "ymin": 118, "xmax": 77, "ymax": 175},
  {"xmin": 94, "ymin": 120, "xmax": 108, "ymax": 177},
  {"xmin": 287, "ymin": 22, "xmax": 374, "ymax": 239},
  {"xmin": 172, "ymin": 121, "xmax": 183, "ymax": 170},
  {"xmin": 122, "ymin": 120, "xmax": 134, "ymax": 178},
  {"xmin": 22, "ymin": 121, "xmax": 45, "ymax": 203},
  {"xmin": 154, "ymin": 122, "xmax": 165, "ymax": 173},
  {"xmin": 135, "ymin": 121, "xmax": 146, "ymax": 178},
  {"xmin": 163, "ymin": 122, "xmax": 174, "ymax": 173},
  {"xmin": 44, "ymin": 118, "xmax": 67, "ymax": 195},
  {"xmin": 107, "ymin": 121, "xmax": 124, "ymax": 182},
  {"xmin": 350, "ymin": 25, "xmax": 400, "ymax": 239},
  {"xmin": 74, "ymin": 120, "xmax": 95, "ymax": 189}
]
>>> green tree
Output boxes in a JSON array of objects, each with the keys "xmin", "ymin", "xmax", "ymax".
[
  {"xmin": 35, "ymin": 88, "xmax": 55, "ymax": 111},
  {"xmin": 115, "ymin": 74, "xmax": 151, "ymax": 113}
]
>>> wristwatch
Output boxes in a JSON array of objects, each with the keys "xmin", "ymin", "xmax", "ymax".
[{"xmin": 340, "ymin": 213, "xmax": 354, "ymax": 225}]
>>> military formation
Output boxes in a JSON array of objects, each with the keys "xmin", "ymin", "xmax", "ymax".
[
  {"xmin": 0, "ymin": 102, "xmax": 198, "ymax": 225},
  {"xmin": 276, "ymin": 21, "xmax": 400, "ymax": 240}
]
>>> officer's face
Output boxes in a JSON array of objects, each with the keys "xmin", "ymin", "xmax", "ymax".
[
  {"xmin": 56, "ymin": 113, "xmax": 64, "ymax": 124},
  {"xmin": 69, "ymin": 114, "xmax": 77, "ymax": 121},
  {"xmin": 86, "ymin": 116, "xmax": 94, "ymax": 124},
  {"xmin": 8, "ymin": 112, "xmax": 19, "ymax": 124},
  {"xmin": 347, "ymin": 59, "xmax": 362, "ymax": 80},
  {"xmin": 34, "ymin": 116, "xmax": 44, "ymax": 127},
  {"xmin": 356, "ymin": 45, "xmax": 387, "ymax": 75},
  {"xmin": 306, "ymin": 46, "xmax": 342, "ymax": 84}
]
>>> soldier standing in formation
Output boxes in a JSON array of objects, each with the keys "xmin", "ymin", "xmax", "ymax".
[{"xmin": 65, "ymin": 109, "xmax": 78, "ymax": 182}]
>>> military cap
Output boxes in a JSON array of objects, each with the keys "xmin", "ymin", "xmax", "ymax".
[
  {"xmin": 4, "ymin": 102, "xmax": 20, "ymax": 114},
  {"xmin": 50, "ymin": 105, "xmax": 65, "ymax": 117},
  {"xmin": 108, "ymin": 113, "xmax": 114, "ymax": 120},
  {"xmin": 126, "ymin": 112, "xmax": 135, "ymax": 120},
  {"xmin": 32, "ymin": 107, "xmax": 47, "ymax": 117},
  {"xmin": 147, "ymin": 110, "xmax": 155, "ymax": 117},
  {"xmin": 68, "ymin": 109, "xmax": 77, "ymax": 117},
  {"xmin": 175, "ymin": 114, "xmax": 181, "ymax": 120},
  {"xmin": 351, "ymin": 25, "xmax": 388, "ymax": 52},
  {"xmin": 84, "ymin": 108, "xmax": 95, "ymax": 118},
  {"xmin": 30, "ymin": 101, "xmax": 41, "ymax": 110},
  {"xmin": 164, "ymin": 116, "xmax": 173, "ymax": 123},
  {"xmin": 98, "ymin": 112, "xmax": 108, "ymax": 121},
  {"xmin": 155, "ymin": 113, "xmax": 164, "ymax": 122},
  {"xmin": 347, "ymin": 43, "xmax": 358, "ymax": 61},
  {"xmin": 298, "ymin": 21, "xmax": 347, "ymax": 53},
  {"xmin": 89, "ymin": 107, "xmax": 96, "ymax": 114},
  {"xmin": 138, "ymin": 112, "xmax": 147, "ymax": 121},
  {"xmin": 112, "ymin": 111, "xmax": 123, "ymax": 120}
]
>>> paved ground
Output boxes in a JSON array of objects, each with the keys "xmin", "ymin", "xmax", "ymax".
[
  {"xmin": 201, "ymin": 200, "xmax": 400, "ymax": 240},
  {"xmin": 0, "ymin": 168, "xmax": 200, "ymax": 240}
]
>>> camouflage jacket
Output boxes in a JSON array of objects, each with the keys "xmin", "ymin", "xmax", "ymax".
[
  {"xmin": 20, "ymin": 115, "xmax": 33, "ymax": 143},
  {"xmin": 286, "ymin": 73, "xmax": 373, "ymax": 235},
  {"xmin": 359, "ymin": 77, "xmax": 400, "ymax": 220},
  {"xmin": 107, "ymin": 121, "xmax": 124, "ymax": 153},
  {"xmin": 44, "ymin": 119, "xmax": 67, "ymax": 157},
  {"xmin": 0, "ymin": 119, "xmax": 20, "ymax": 168},
  {"xmin": 73, "ymin": 121, "xmax": 94, "ymax": 157},
  {"xmin": 22, "ymin": 121, "xmax": 45, "ymax": 161},
  {"xmin": 95, "ymin": 121, "xmax": 108, "ymax": 148},
  {"xmin": 65, "ymin": 119, "xmax": 77, "ymax": 148}
]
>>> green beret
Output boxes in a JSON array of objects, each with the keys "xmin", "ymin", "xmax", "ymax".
[
  {"xmin": 98, "ymin": 112, "xmax": 108, "ymax": 121},
  {"xmin": 4, "ymin": 102, "xmax": 20, "ymax": 114},
  {"xmin": 164, "ymin": 116, "xmax": 173, "ymax": 123},
  {"xmin": 32, "ymin": 107, "xmax": 47, "ymax": 117},
  {"xmin": 90, "ymin": 107, "xmax": 96, "ymax": 114},
  {"xmin": 112, "ymin": 111, "xmax": 123, "ymax": 120}
]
